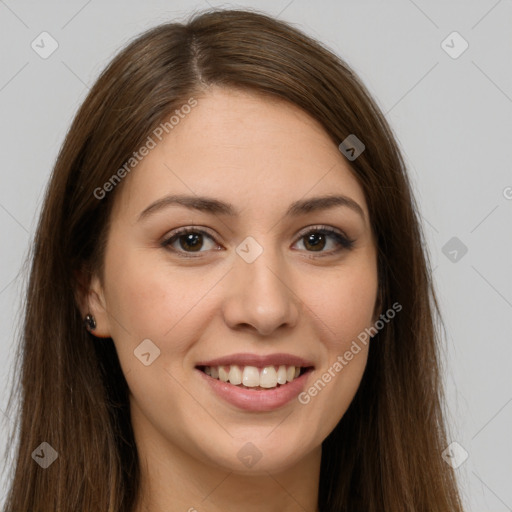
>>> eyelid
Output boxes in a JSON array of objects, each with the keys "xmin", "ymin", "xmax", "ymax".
[
  {"xmin": 160, "ymin": 226, "xmax": 220, "ymax": 253},
  {"xmin": 293, "ymin": 224, "xmax": 356, "ymax": 254},
  {"xmin": 160, "ymin": 224, "xmax": 355, "ymax": 258},
  {"xmin": 295, "ymin": 224, "xmax": 350, "ymax": 241}
]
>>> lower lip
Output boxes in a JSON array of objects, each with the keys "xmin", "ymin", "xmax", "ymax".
[{"xmin": 196, "ymin": 368, "xmax": 313, "ymax": 412}]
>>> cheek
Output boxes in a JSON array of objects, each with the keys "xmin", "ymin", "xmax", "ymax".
[
  {"xmin": 305, "ymin": 262, "xmax": 378, "ymax": 349},
  {"xmin": 297, "ymin": 265, "xmax": 376, "ymax": 433},
  {"xmin": 102, "ymin": 248, "xmax": 209, "ymax": 399},
  {"xmin": 307, "ymin": 258, "xmax": 377, "ymax": 422},
  {"xmin": 104, "ymin": 245, "xmax": 221, "ymax": 349}
]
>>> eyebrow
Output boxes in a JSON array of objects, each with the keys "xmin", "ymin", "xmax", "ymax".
[{"xmin": 137, "ymin": 193, "xmax": 365, "ymax": 222}]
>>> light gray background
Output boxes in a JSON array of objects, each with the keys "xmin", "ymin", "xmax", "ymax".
[{"xmin": 1, "ymin": 1, "xmax": 511, "ymax": 510}]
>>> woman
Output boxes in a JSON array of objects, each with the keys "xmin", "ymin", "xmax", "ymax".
[{"xmin": 2, "ymin": 8, "xmax": 464, "ymax": 512}]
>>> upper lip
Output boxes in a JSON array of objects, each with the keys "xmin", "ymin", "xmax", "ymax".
[{"xmin": 195, "ymin": 352, "xmax": 315, "ymax": 368}]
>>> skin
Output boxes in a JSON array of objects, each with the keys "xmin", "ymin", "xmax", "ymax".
[{"xmin": 81, "ymin": 87, "xmax": 380, "ymax": 512}]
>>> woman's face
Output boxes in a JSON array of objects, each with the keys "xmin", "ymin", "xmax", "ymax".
[{"xmin": 86, "ymin": 87, "xmax": 379, "ymax": 475}]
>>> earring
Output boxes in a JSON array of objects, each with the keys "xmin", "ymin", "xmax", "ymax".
[{"xmin": 84, "ymin": 313, "xmax": 96, "ymax": 331}]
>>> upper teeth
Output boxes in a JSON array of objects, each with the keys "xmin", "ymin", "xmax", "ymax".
[{"xmin": 203, "ymin": 365, "xmax": 302, "ymax": 388}]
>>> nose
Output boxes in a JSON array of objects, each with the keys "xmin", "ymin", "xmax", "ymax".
[{"xmin": 221, "ymin": 244, "xmax": 300, "ymax": 336}]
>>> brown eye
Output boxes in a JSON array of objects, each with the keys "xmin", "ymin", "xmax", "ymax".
[
  {"xmin": 293, "ymin": 226, "xmax": 355, "ymax": 256},
  {"xmin": 161, "ymin": 228, "xmax": 219, "ymax": 257},
  {"xmin": 175, "ymin": 232, "xmax": 203, "ymax": 252},
  {"xmin": 161, "ymin": 225, "xmax": 355, "ymax": 259},
  {"xmin": 302, "ymin": 232, "xmax": 327, "ymax": 251}
]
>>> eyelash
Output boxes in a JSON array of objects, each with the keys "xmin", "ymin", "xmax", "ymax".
[{"xmin": 160, "ymin": 225, "xmax": 355, "ymax": 259}]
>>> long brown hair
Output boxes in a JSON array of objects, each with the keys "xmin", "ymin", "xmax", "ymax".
[{"xmin": 2, "ymin": 8, "xmax": 464, "ymax": 511}]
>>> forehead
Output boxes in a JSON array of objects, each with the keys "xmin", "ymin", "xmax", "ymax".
[{"xmin": 112, "ymin": 87, "xmax": 369, "ymax": 223}]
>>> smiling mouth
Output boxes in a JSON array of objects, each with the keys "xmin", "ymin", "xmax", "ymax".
[{"xmin": 196, "ymin": 364, "xmax": 313, "ymax": 390}]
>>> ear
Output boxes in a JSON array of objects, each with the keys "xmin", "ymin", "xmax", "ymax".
[{"xmin": 74, "ymin": 266, "xmax": 112, "ymax": 339}]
